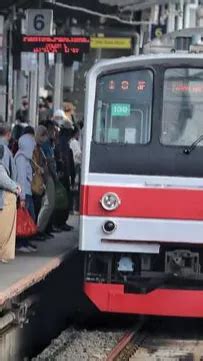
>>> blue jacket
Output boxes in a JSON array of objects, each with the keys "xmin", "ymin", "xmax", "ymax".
[
  {"xmin": 42, "ymin": 139, "xmax": 57, "ymax": 180},
  {"xmin": 0, "ymin": 165, "xmax": 18, "ymax": 193},
  {"xmin": 0, "ymin": 137, "xmax": 17, "ymax": 210}
]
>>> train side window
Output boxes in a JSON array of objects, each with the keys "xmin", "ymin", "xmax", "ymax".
[
  {"xmin": 161, "ymin": 68, "xmax": 203, "ymax": 146},
  {"xmin": 93, "ymin": 69, "xmax": 153, "ymax": 144}
]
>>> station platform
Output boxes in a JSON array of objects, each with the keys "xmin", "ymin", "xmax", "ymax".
[{"xmin": 0, "ymin": 216, "xmax": 79, "ymax": 308}]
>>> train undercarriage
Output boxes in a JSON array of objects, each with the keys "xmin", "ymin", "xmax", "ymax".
[
  {"xmin": 84, "ymin": 246, "xmax": 203, "ymax": 293},
  {"xmin": 84, "ymin": 246, "xmax": 203, "ymax": 317}
]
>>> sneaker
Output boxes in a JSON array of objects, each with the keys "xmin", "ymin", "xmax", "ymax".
[
  {"xmin": 27, "ymin": 243, "xmax": 37, "ymax": 252},
  {"xmin": 16, "ymin": 246, "xmax": 31, "ymax": 254}
]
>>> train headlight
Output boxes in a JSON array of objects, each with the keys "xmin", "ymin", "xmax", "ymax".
[
  {"xmin": 100, "ymin": 192, "xmax": 121, "ymax": 211},
  {"xmin": 103, "ymin": 221, "xmax": 117, "ymax": 234}
]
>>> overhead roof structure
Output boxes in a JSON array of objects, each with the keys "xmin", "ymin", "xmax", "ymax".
[
  {"xmin": 99, "ymin": 0, "xmax": 182, "ymax": 10},
  {"xmin": 0, "ymin": 0, "xmax": 36, "ymax": 12}
]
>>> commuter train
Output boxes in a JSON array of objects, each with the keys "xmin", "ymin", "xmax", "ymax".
[{"xmin": 79, "ymin": 53, "xmax": 203, "ymax": 317}]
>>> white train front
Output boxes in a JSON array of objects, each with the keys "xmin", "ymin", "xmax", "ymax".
[{"xmin": 79, "ymin": 53, "xmax": 203, "ymax": 317}]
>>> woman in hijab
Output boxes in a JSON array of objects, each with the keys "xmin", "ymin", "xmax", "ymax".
[{"xmin": 15, "ymin": 130, "xmax": 37, "ymax": 253}]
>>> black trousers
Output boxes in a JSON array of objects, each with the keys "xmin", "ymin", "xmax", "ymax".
[{"xmin": 33, "ymin": 194, "xmax": 43, "ymax": 221}]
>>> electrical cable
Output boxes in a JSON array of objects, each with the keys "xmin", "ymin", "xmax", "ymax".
[{"xmin": 44, "ymin": 0, "xmax": 152, "ymax": 25}]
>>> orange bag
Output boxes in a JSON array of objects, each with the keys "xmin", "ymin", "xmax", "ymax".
[{"xmin": 16, "ymin": 207, "xmax": 38, "ymax": 238}]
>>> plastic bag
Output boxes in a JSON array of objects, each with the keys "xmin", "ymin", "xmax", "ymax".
[
  {"xmin": 55, "ymin": 181, "xmax": 69, "ymax": 210},
  {"xmin": 16, "ymin": 207, "xmax": 38, "ymax": 238}
]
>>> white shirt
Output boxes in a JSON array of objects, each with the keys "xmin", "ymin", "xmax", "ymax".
[{"xmin": 70, "ymin": 138, "xmax": 82, "ymax": 166}]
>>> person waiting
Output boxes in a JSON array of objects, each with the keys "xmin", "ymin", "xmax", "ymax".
[
  {"xmin": 15, "ymin": 128, "xmax": 37, "ymax": 253},
  {"xmin": 0, "ymin": 122, "xmax": 21, "ymax": 262}
]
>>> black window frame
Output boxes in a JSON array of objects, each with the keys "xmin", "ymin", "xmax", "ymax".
[
  {"xmin": 89, "ymin": 59, "xmax": 203, "ymax": 178},
  {"xmin": 160, "ymin": 66, "xmax": 203, "ymax": 148},
  {"xmin": 92, "ymin": 67, "xmax": 154, "ymax": 146}
]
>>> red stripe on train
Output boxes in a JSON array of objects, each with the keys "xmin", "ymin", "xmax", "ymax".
[
  {"xmin": 84, "ymin": 282, "xmax": 203, "ymax": 317},
  {"xmin": 80, "ymin": 185, "xmax": 203, "ymax": 220}
]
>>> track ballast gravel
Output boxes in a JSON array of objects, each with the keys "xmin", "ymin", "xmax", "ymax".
[{"xmin": 33, "ymin": 327, "xmax": 123, "ymax": 361}]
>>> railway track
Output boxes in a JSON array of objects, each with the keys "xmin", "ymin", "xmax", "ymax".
[
  {"xmin": 34, "ymin": 317, "xmax": 203, "ymax": 360},
  {"xmin": 106, "ymin": 319, "xmax": 203, "ymax": 361},
  {"xmin": 33, "ymin": 327, "xmax": 124, "ymax": 360}
]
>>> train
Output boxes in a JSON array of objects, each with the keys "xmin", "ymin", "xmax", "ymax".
[{"xmin": 79, "ymin": 52, "xmax": 203, "ymax": 317}]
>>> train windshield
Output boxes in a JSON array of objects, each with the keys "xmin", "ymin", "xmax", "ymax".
[
  {"xmin": 93, "ymin": 69, "xmax": 153, "ymax": 144},
  {"xmin": 161, "ymin": 68, "xmax": 203, "ymax": 146}
]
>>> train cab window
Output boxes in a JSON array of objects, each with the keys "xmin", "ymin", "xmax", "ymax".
[
  {"xmin": 161, "ymin": 68, "xmax": 203, "ymax": 146},
  {"xmin": 94, "ymin": 69, "xmax": 153, "ymax": 144}
]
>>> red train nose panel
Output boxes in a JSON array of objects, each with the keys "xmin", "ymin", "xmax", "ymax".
[
  {"xmin": 80, "ymin": 185, "xmax": 203, "ymax": 220},
  {"xmin": 84, "ymin": 282, "xmax": 203, "ymax": 317}
]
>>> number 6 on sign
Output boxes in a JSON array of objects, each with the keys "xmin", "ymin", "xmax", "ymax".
[
  {"xmin": 26, "ymin": 9, "xmax": 53, "ymax": 36},
  {"xmin": 34, "ymin": 14, "xmax": 45, "ymax": 31}
]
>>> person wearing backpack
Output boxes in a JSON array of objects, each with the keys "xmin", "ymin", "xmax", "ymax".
[{"xmin": 0, "ymin": 122, "xmax": 21, "ymax": 262}]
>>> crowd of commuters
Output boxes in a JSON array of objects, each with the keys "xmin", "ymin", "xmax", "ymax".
[{"xmin": 0, "ymin": 96, "xmax": 82, "ymax": 262}]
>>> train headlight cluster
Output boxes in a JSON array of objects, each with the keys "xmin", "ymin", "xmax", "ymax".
[{"xmin": 100, "ymin": 192, "xmax": 121, "ymax": 211}]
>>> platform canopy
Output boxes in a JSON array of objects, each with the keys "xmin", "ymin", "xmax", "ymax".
[
  {"xmin": 0, "ymin": 0, "xmax": 16, "ymax": 9},
  {"xmin": 0, "ymin": 0, "xmax": 33, "ymax": 12},
  {"xmin": 99, "ymin": 0, "xmax": 183, "ymax": 10}
]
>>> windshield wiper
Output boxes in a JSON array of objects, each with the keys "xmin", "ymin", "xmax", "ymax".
[{"xmin": 183, "ymin": 134, "xmax": 203, "ymax": 155}]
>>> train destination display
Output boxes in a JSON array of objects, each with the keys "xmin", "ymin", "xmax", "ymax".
[
  {"xmin": 13, "ymin": 35, "xmax": 90, "ymax": 54},
  {"xmin": 171, "ymin": 82, "xmax": 203, "ymax": 94}
]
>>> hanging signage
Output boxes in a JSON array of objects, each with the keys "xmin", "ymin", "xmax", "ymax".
[
  {"xmin": 26, "ymin": 9, "xmax": 53, "ymax": 35},
  {"xmin": 13, "ymin": 35, "xmax": 90, "ymax": 54},
  {"xmin": 151, "ymin": 25, "xmax": 166, "ymax": 40},
  {"xmin": 90, "ymin": 37, "xmax": 132, "ymax": 49}
]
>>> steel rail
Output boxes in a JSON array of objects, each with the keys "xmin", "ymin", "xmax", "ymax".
[
  {"xmin": 107, "ymin": 323, "xmax": 203, "ymax": 361},
  {"xmin": 106, "ymin": 319, "xmax": 146, "ymax": 361}
]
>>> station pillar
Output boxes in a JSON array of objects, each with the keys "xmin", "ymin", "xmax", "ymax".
[{"xmin": 54, "ymin": 54, "xmax": 64, "ymax": 112}]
